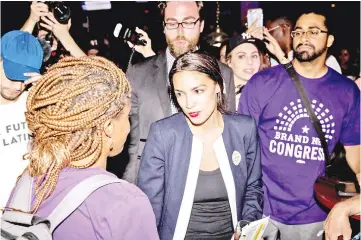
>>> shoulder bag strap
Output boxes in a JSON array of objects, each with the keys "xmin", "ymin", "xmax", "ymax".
[
  {"xmin": 47, "ymin": 174, "xmax": 124, "ymax": 232},
  {"xmin": 283, "ymin": 62, "xmax": 330, "ymax": 164}
]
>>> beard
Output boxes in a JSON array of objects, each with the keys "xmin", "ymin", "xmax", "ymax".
[
  {"xmin": 166, "ymin": 35, "xmax": 199, "ymax": 57},
  {"xmin": 294, "ymin": 43, "xmax": 327, "ymax": 62}
]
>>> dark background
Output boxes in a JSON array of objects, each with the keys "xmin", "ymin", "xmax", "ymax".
[{"xmin": 1, "ymin": 1, "xmax": 360, "ymax": 177}]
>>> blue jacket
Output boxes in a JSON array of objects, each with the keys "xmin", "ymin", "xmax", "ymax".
[{"xmin": 138, "ymin": 113, "xmax": 263, "ymax": 240}]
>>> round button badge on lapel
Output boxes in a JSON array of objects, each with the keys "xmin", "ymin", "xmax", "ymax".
[{"xmin": 232, "ymin": 151, "xmax": 241, "ymax": 166}]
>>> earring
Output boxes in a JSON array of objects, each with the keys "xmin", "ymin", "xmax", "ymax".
[
  {"xmin": 109, "ymin": 138, "xmax": 114, "ymax": 152},
  {"xmin": 217, "ymin": 92, "xmax": 222, "ymax": 103}
]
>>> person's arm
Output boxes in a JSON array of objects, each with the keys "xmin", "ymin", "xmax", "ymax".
[
  {"xmin": 94, "ymin": 191, "xmax": 160, "ymax": 240},
  {"xmin": 241, "ymin": 118, "xmax": 263, "ymax": 221},
  {"xmin": 40, "ymin": 13, "xmax": 86, "ymax": 57},
  {"xmin": 262, "ymin": 27, "xmax": 290, "ymax": 64},
  {"xmin": 113, "ymin": 196, "xmax": 160, "ymax": 240},
  {"xmin": 341, "ymin": 86, "xmax": 360, "ymax": 175},
  {"xmin": 324, "ymin": 194, "xmax": 360, "ymax": 240},
  {"xmin": 218, "ymin": 63, "xmax": 236, "ymax": 112},
  {"xmin": 137, "ymin": 122, "xmax": 165, "ymax": 228},
  {"xmin": 127, "ymin": 27, "xmax": 156, "ymax": 58},
  {"xmin": 21, "ymin": 1, "xmax": 48, "ymax": 33},
  {"xmin": 122, "ymin": 64, "xmax": 141, "ymax": 184},
  {"xmin": 246, "ymin": 22, "xmax": 289, "ymax": 64},
  {"xmin": 344, "ymin": 145, "xmax": 360, "ymax": 175}
]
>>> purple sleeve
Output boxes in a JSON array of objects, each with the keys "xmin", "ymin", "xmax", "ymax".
[
  {"xmin": 238, "ymin": 76, "xmax": 262, "ymax": 125},
  {"xmin": 97, "ymin": 195, "xmax": 159, "ymax": 240},
  {"xmin": 112, "ymin": 196, "xmax": 160, "ymax": 240},
  {"xmin": 340, "ymin": 86, "xmax": 360, "ymax": 146}
]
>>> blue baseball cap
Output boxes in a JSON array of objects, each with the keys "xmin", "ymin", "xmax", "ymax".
[{"xmin": 1, "ymin": 30, "xmax": 43, "ymax": 81}]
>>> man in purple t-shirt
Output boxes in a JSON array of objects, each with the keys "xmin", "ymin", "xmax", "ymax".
[{"xmin": 239, "ymin": 10, "xmax": 360, "ymax": 240}]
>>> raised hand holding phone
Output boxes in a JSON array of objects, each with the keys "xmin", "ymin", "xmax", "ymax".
[{"xmin": 247, "ymin": 8, "xmax": 263, "ymax": 40}]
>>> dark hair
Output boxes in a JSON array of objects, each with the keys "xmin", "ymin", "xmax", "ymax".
[
  {"xmin": 158, "ymin": 1, "xmax": 205, "ymax": 21},
  {"xmin": 37, "ymin": 38, "xmax": 52, "ymax": 62},
  {"xmin": 169, "ymin": 51, "xmax": 226, "ymax": 113},
  {"xmin": 271, "ymin": 16, "xmax": 294, "ymax": 30},
  {"xmin": 296, "ymin": 10, "xmax": 334, "ymax": 35}
]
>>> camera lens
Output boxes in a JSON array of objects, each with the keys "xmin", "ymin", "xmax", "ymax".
[{"xmin": 52, "ymin": 2, "xmax": 71, "ymax": 24}]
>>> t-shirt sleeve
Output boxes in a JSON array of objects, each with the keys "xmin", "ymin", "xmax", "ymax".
[
  {"xmin": 108, "ymin": 196, "xmax": 159, "ymax": 240},
  {"xmin": 88, "ymin": 184, "xmax": 159, "ymax": 240},
  {"xmin": 238, "ymin": 75, "xmax": 262, "ymax": 125},
  {"xmin": 340, "ymin": 85, "xmax": 360, "ymax": 146}
]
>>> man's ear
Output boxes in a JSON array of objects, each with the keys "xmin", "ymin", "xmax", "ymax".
[
  {"xmin": 281, "ymin": 24, "xmax": 288, "ymax": 36},
  {"xmin": 103, "ymin": 119, "xmax": 114, "ymax": 138},
  {"xmin": 327, "ymin": 34, "xmax": 334, "ymax": 48}
]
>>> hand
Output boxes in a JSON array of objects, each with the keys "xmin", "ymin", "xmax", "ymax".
[
  {"xmin": 324, "ymin": 202, "xmax": 352, "ymax": 240},
  {"xmin": 262, "ymin": 27, "xmax": 288, "ymax": 63},
  {"xmin": 24, "ymin": 72, "xmax": 42, "ymax": 86},
  {"xmin": 246, "ymin": 19, "xmax": 263, "ymax": 40},
  {"xmin": 127, "ymin": 27, "xmax": 155, "ymax": 58},
  {"xmin": 28, "ymin": 1, "xmax": 49, "ymax": 23},
  {"xmin": 40, "ymin": 13, "xmax": 71, "ymax": 42}
]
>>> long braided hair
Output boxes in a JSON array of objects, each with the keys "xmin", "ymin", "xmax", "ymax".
[{"xmin": 24, "ymin": 56, "xmax": 130, "ymax": 213}]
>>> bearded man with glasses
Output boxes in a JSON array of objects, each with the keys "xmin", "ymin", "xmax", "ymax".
[
  {"xmin": 239, "ymin": 10, "xmax": 360, "ymax": 240},
  {"xmin": 123, "ymin": 1, "xmax": 235, "ymax": 184},
  {"xmin": 266, "ymin": 16, "xmax": 342, "ymax": 73}
]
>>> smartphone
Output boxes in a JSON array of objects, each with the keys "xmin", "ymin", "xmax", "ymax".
[
  {"xmin": 336, "ymin": 182, "xmax": 359, "ymax": 197},
  {"xmin": 247, "ymin": 8, "xmax": 263, "ymax": 39},
  {"xmin": 113, "ymin": 23, "xmax": 146, "ymax": 46}
]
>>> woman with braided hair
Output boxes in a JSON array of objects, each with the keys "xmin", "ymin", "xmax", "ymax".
[{"xmin": 6, "ymin": 56, "xmax": 159, "ymax": 239}]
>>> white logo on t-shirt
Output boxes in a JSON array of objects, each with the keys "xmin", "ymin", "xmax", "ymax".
[{"xmin": 269, "ymin": 99, "xmax": 336, "ymax": 164}]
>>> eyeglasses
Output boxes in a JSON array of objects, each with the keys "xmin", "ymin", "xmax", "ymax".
[
  {"xmin": 291, "ymin": 29, "xmax": 328, "ymax": 38},
  {"xmin": 164, "ymin": 18, "xmax": 200, "ymax": 30}
]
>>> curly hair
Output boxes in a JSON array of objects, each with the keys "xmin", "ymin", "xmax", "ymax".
[{"xmin": 24, "ymin": 56, "xmax": 131, "ymax": 213}]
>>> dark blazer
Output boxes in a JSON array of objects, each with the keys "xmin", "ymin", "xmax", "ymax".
[
  {"xmin": 138, "ymin": 113, "xmax": 263, "ymax": 240},
  {"xmin": 123, "ymin": 52, "xmax": 236, "ymax": 183}
]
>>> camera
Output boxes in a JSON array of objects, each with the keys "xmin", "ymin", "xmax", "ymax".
[
  {"xmin": 113, "ymin": 23, "xmax": 147, "ymax": 46},
  {"xmin": 45, "ymin": 1, "xmax": 71, "ymax": 24}
]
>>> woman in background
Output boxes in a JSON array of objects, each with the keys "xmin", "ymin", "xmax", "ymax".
[{"xmin": 226, "ymin": 32, "xmax": 270, "ymax": 110}]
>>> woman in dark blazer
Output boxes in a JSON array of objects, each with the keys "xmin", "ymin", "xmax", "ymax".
[{"xmin": 138, "ymin": 51, "xmax": 263, "ymax": 240}]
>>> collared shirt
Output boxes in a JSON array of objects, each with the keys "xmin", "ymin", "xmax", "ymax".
[
  {"xmin": 235, "ymin": 84, "xmax": 245, "ymax": 110},
  {"xmin": 166, "ymin": 48, "xmax": 178, "ymax": 114}
]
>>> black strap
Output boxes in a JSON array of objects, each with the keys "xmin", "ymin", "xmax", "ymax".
[{"xmin": 283, "ymin": 63, "xmax": 330, "ymax": 165}]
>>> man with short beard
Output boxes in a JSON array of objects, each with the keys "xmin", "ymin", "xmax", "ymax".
[
  {"xmin": 239, "ymin": 11, "xmax": 360, "ymax": 240},
  {"xmin": 267, "ymin": 16, "xmax": 342, "ymax": 73},
  {"xmin": 123, "ymin": 1, "xmax": 235, "ymax": 184},
  {"xmin": 0, "ymin": 30, "xmax": 43, "ymax": 211}
]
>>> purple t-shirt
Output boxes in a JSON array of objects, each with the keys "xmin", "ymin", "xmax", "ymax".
[
  {"xmin": 239, "ymin": 65, "xmax": 360, "ymax": 224},
  {"xmin": 8, "ymin": 167, "xmax": 159, "ymax": 240}
]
